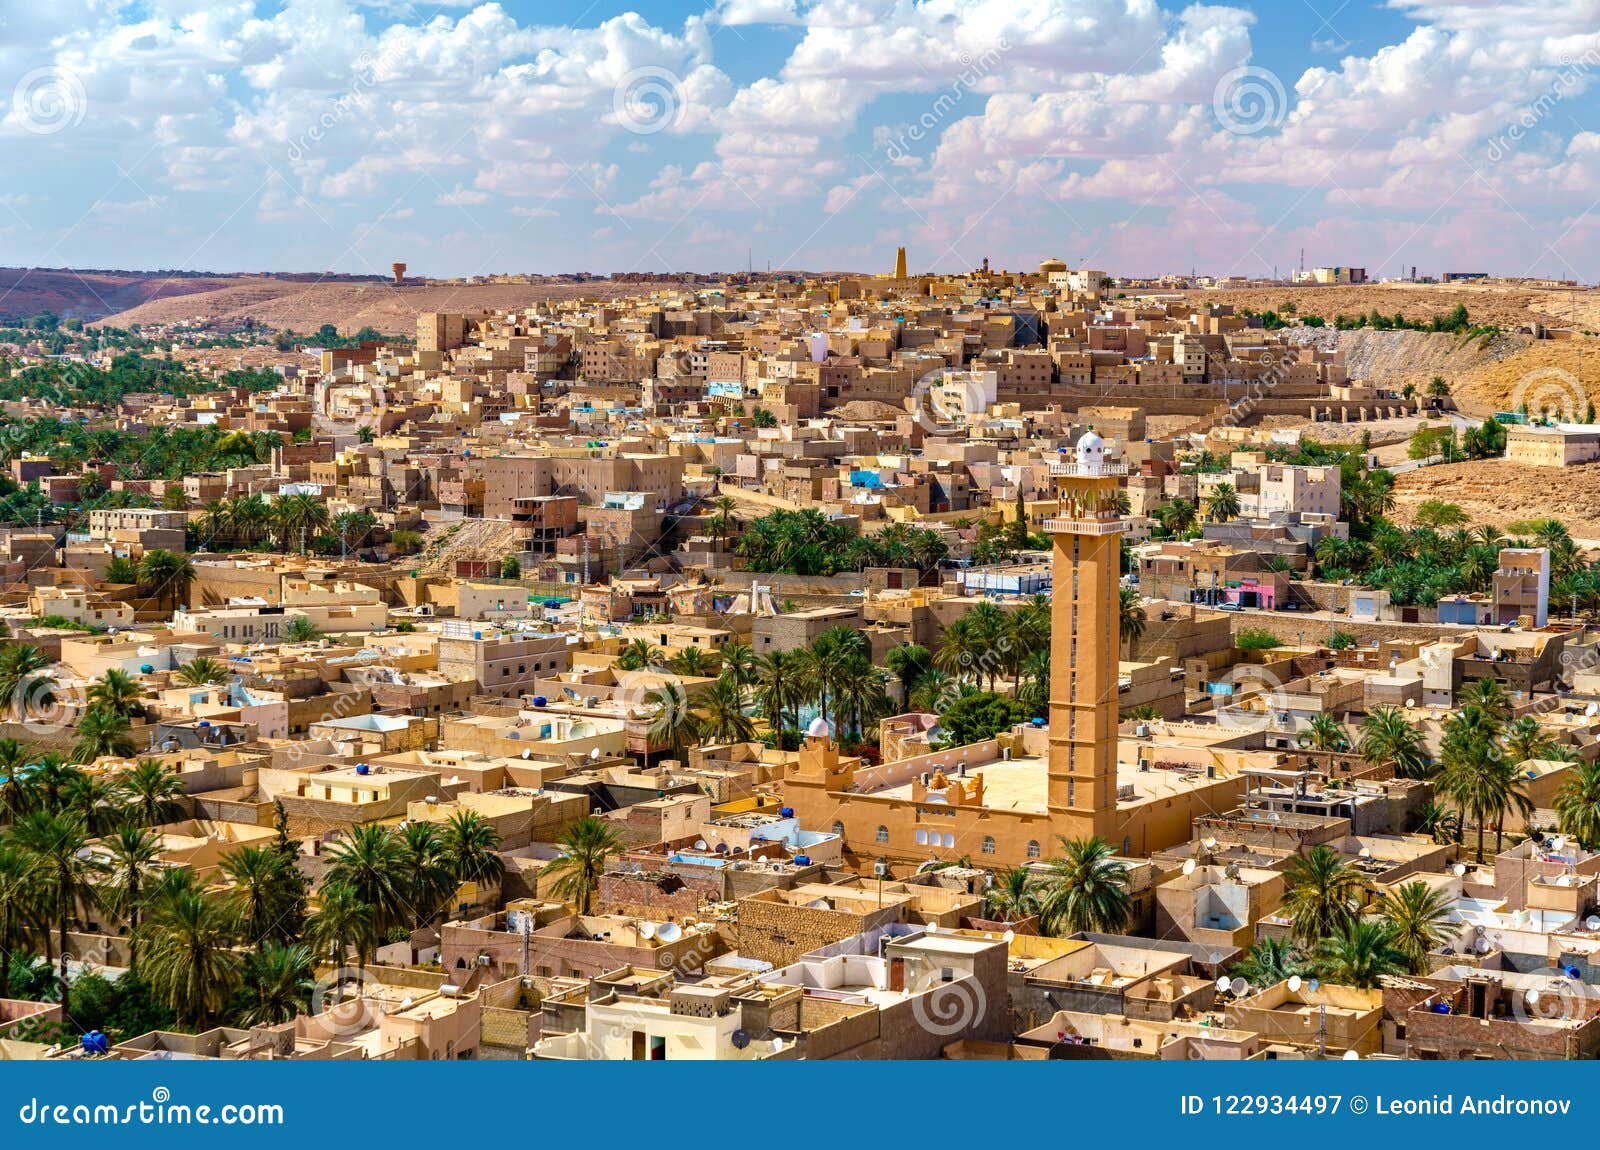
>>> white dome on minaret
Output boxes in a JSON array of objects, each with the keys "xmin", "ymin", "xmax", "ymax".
[
  {"xmin": 1075, "ymin": 426, "xmax": 1105, "ymax": 470},
  {"xmin": 806, "ymin": 716, "xmax": 834, "ymax": 740}
]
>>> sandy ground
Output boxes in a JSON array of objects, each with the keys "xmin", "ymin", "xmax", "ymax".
[{"xmin": 1390, "ymin": 457, "xmax": 1600, "ymax": 537}]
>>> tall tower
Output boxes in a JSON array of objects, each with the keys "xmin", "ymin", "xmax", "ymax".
[
  {"xmin": 1045, "ymin": 429, "xmax": 1126, "ymax": 841},
  {"xmin": 894, "ymin": 246, "xmax": 908, "ymax": 280}
]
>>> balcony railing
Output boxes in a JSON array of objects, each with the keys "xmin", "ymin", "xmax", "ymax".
[
  {"xmin": 1042, "ymin": 516, "xmax": 1129, "ymax": 536},
  {"xmin": 1050, "ymin": 459, "xmax": 1129, "ymax": 477}
]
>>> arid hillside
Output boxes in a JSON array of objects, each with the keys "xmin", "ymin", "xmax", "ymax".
[
  {"xmin": 0, "ymin": 267, "xmax": 241, "ymax": 323},
  {"xmin": 1178, "ymin": 281, "xmax": 1597, "ymax": 331},
  {"xmin": 99, "ymin": 278, "xmax": 691, "ymax": 335},
  {"xmin": 1391, "ymin": 457, "xmax": 1600, "ymax": 539}
]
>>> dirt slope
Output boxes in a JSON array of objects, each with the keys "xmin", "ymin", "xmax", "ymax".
[{"xmin": 1391, "ymin": 457, "xmax": 1600, "ymax": 538}]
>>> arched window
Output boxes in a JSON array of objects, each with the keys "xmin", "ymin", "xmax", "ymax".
[
  {"xmin": 941, "ymin": 832, "xmax": 955, "ymax": 848},
  {"xmin": 915, "ymin": 829, "xmax": 928, "ymax": 846},
  {"xmin": 876, "ymin": 825, "xmax": 889, "ymax": 844},
  {"xmin": 981, "ymin": 836, "xmax": 996, "ymax": 855},
  {"xmin": 1026, "ymin": 840, "xmax": 1041, "ymax": 859}
]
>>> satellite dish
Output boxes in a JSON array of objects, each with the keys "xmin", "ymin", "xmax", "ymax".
[
  {"xmin": 1216, "ymin": 975, "xmax": 1231, "ymax": 993},
  {"xmin": 731, "ymin": 1029, "xmax": 750, "ymax": 1050},
  {"xmin": 1585, "ymin": 915, "xmax": 1600, "ymax": 931},
  {"xmin": 1526, "ymin": 989, "xmax": 1541, "ymax": 1008},
  {"xmin": 1202, "ymin": 837, "xmax": 1218, "ymax": 851},
  {"xmin": 521, "ymin": 749, "xmax": 531, "ymax": 759},
  {"xmin": 1452, "ymin": 863, "xmax": 1468, "ymax": 877},
  {"xmin": 1306, "ymin": 978, "xmax": 1320, "ymax": 993},
  {"xmin": 1475, "ymin": 938, "xmax": 1491, "ymax": 954},
  {"xmin": 1287, "ymin": 975, "xmax": 1303, "ymax": 993},
  {"xmin": 1342, "ymin": 1050, "xmax": 1360, "ymax": 1060},
  {"xmin": 1182, "ymin": 859, "xmax": 1197, "ymax": 876},
  {"xmin": 1358, "ymin": 847, "xmax": 1372, "ymax": 859},
  {"xmin": 589, "ymin": 747, "xmax": 602, "ymax": 760},
  {"xmin": 656, "ymin": 922, "xmax": 683, "ymax": 943},
  {"xmin": 925, "ymin": 923, "xmax": 939, "ymax": 934},
  {"xmin": 1230, "ymin": 977, "xmax": 1249, "ymax": 997},
  {"xmin": 694, "ymin": 840, "xmax": 708, "ymax": 851},
  {"xmin": 769, "ymin": 1038, "xmax": 784, "ymax": 1053},
  {"xmin": 1002, "ymin": 930, "xmax": 1015, "ymax": 943},
  {"xmin": 638, "ymin": 922, "xmax": 657, "ymax": 940}
]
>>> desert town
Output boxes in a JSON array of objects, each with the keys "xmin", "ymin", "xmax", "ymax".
[{"xmin": 2, "ymin": 254, "xmax": 1600, "ymax": 1062}]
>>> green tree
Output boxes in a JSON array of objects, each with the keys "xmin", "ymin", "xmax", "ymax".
[
  {"xmin": 323, "ymin": 824, "xmax": 413, "ymax": 938},
  {"xmin": 135, "ymin": 548, "xmax": 195, "ymax": 613},
  {"xmin": 305, "ymin": 882, "xmax": 378, "ymax": 975},
  {"xmin": 1374, "ymin": 881, "xmax": 1453, "ymax": 974},
  {"xmin": 219, "ymin": 845, "xmax": 304, "ymax": 949},
  {"xmin": 936, "ymin": 691, "xmax": 1029, "ymax": 746},
  {"xmin": 646, "ymin": 681, "xmax": 701, "ymax": 761},
  {"xmin": 1281, "ymin": 845, "xmax": 1365, "ymax": 944},
  {"xmin": 1205, "ymin": 483, "xmax": 1241, "ymax": 523},
  {"xmin": 140, "ymin": 887, "xmax": 242, "ymax": 1029},
  {"xmin": 1312, "ymin": 920, "xmax": 1406, "ymax": 988},
  {"xmin": 1555, "ymin": 760, "xmax": 1600, "ymax": 850},
  {"xmin": 1358, "ymin": 707, "xmax": 1431, "ymax": 778},
  {"xmin": 101, "ymin": 825, "xmax": 160, "ymax": 967},
  {"xmin": 176, "ymin": 657, "xmax": 228, "ymax": 686},
  {"xmin": 11, "ymin": 808, "xmax": 103, "ymax": 1010},
  {"xmin": 284, "ymin": 616, "xmax": 322, "ymax": 643},
  {"xmin": 982, "ymin": 866, "xmax": 1040, "ymax": 922},
  {"xmin": 237, "ymin": 942, "xmax": 315, "ymax": 1026},
  {"xmin": 117, "ymin": 758, "xmax": 186, "ymax": 826},
  {"xmin": 1036, "ymin": 836, "xmax": 1131, "ymax": 936},
  {"xmin": 545, "ymin": 817, "xmax": 624, "ymax": 915},
  {"xmin": 1232, "ymin": 936, "xmax": 1303, "ymax": 987},
  {"xmin": 72, "ymin": 705, "xmax": 135, "ymax": 762},
  {"xmin": 440, "ymin": 810, "xmax": 504, "ymax": 888}
]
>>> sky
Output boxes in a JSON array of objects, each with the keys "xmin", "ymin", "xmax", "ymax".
[{"xmin": 1, "ymin": 0, "xmax": 1599, "ymax": 280}]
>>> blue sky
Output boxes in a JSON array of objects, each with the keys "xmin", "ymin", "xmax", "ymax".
[{"xmin": 1, "ymin": 1, "xmax": 1598, "ymax": 279}]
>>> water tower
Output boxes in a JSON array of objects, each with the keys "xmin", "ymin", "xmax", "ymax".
[{"xmin": 391, "ymin": 262, "xmax": 407, "ymax": 286}]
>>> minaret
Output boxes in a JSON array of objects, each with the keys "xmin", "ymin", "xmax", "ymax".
[
  {"xmin": 894, "ymin": 246, "xmax": 908, "ymax": 280},
  {"xmin": 1045, "ymin": 428, "xmax": 1126, "ymax": 841}
]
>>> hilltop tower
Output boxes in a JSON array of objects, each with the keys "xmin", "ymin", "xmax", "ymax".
[
  {"xmin": 893, "ymin": 246, "xmax": 908, "ymax": 279},
  {"xmin": 1045, "ymin": 428, "xmax": 1126, "ymax": 841}
]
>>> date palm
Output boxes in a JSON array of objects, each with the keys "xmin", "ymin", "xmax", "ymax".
[
  {"xmin": 440, "ymin": 809, "xmax": 504, "ymax": 888},
  {"xmin": 139, "ymin": 887, "xmax": 242, "ymax": 1029},
  {"xmin": 117, "ymin": 758, "xmax": 186, "ymax": 827},
  {"xmin": 0, "ymin": 736, "xmax": 29, "ymax": 819},
  {"xmin": 545, "ymin": 816, "xmax": 623, "ymax": 915},
  {"xmin": 1299, "ymin": 712, "xmax": 1347, "ymax": 752},
  {"xmin": 175, "ymin": 657, "xmax": 228, "ymax": 687},
  {"xmin": 72, "ymin": 705, "xmax": 135, "ymax": 763},
  {"xmin": 754, "ymin": 649, "xmax": 804, "ymax": 734},
  {"xmin": 11, "ymin": 809, "xmax": 104, "ymax": 1012},
  {"xmin": 1556, "ymin": 760, "xmax": 1600, "ymax": 851},
  {"xmin": 616, "ymin": 639, "xmax": 664, "ymax": 672},
  {"xmin": 1036, "ymin": 836, "xmax": 1130, "ymax": 936},
  {"xmin": 1119, "ymin": 587, "xmax": 1146, "ymax": 650},
  {"xmin": 1358, "ymin": 706, "xmax": 1431, "ymax": 778},
  {"xmin": 0, "ymin": 842, "xmax": 41, "ymax": 999},
  {"xmin": 670, "ymin": 646, "xmax": 716, "ymax": 677},
  {"xmin": 87, "ymin": 668, "xmax": 146, "ymax": 720},
  {"xmin": 646, "ymin": 681, "xmax": 701, "ymax": 761},
  {"xmin": 1282, "ymin": 845, "xmax": 1365, "ymax": 944},
  {"xmin": 982, "ymin": 866, "xmax": 1040, "ymax": 922},
  {"xmin": 697, "ymin": 675, "xmax": 756, "ymax": 744},
  {"xmin": 220, "ymin": 845, "xmax": 303, "ymax": 948},
  {"xmin": 1312, "ymin": 919, "xmax": 1406, "ymax": 988},
  {"xmin": 238, "ymin": 941, "xmax": 315, "ymax": 1026},
  {"xmin": 396, "ymin": 821, "xmax": 456, "ymax": 928},
  {"xmin": 1375, "ymin": 880, "xmax": 1454, "ymax": 974},
  {"xmin": 1205, "ymin": 483, "xmax": 1240, "ymax": 523},
  {"xmin": 136, "ymin": 548, "xmax": 195, "ymax": 613},
  {"xmin": 1232, "ymin": 936, "xmax": 1303, "ymax": 987},
  {"xmin": 305, "ymin": 881, "xmax": 378, "ymax": 976},
  {"xmin": 323, "ymin": 824, "xmax": 413, "ymax": 937},
  {"xmin": 101, "ymin": 824, "xmax": 160, "ymax": 967},
  {"xmin": 718, "ymin": 640, "xmax": 756, "ymax": 689},
  {"xmin": 0, "ymin": 643, "xmax": 54, "ymax": 722}
]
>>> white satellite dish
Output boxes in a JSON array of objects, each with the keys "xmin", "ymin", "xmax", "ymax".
[
  {"xmin": 1230, "ymin": 977, "xmax": 1249, "ymax": 997},
  {"xmin": 1586, "ymin": 702, "xmax": 1598, "ymax": 717},
  {"xmin": 1287, "ymin": 975, "xmax": 1303, "ymax": 993},
  {"xmin": 1182, "ymin": 859, "xmax": 1197, "ymax": 876},
  {"xmin": 638, "ymin": 922, "xmax": 657, "ymax": 940},
  {"xmin": 1342, "ymin": 1050, "xmax": 1359, "ymax": 1061},
  {"xmin": 521, "ymin": 749, "xmax": 531, "ymax": 759},
  {"xmin": 1216, "ymin": 975, "xmax": 1231, "ymax": 993},
  {"xmin": 655, "ymin": 922, "xmax": 683, "ymax": 943},
  {"xmin": 1202, "ymin": 837, "xmax": 1218, "ymax": 851},
  {"xmin": 1585, "ymin": 915, "xmax": 1600, "ymax": 932},
  {"xmin": 1526, "ymin": 989, "xmax": 1541, "ymax": 1007},
  {"xmin": 1002, "ymin": 930, "xmax": 1015, "ymax": 944},
  {"xmin": 694, "ymin": 840, "xmax": 708, "ymax": 851},
  {"xmin": 925, "ymin": 923, "xmax": 939, "ymax": 934},
  {"xmin": 1358, "ymin": 847, "xmax": 1372, "ymax": 859},
  {"xmin": 1452, "ymin": 863, "xmax": 1468, "ymax": 877}
]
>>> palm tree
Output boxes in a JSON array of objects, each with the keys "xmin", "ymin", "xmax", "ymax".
[
  {"xmin": 833, "ymin": 657, "xmax": 893, "ymax": 740},
  {"xmin": 934, "ymin": 616, "xmax": 983, "ymax": 686},
  {"xmin": 1556, "ymin": 760, "xmax": 1600, "ymax": 850},
  {"xmin": 175, "ymin": 657, "xmax": 228, "ymax": 687},
  {"xmin": 72, "ymin": 705, "xmax": 135, "ymax": 762},
  {"xmin": 305, "ymin": 881, "xmax": 378, "ymax": 973},
  {"xmin": 1205, "ymin": 483, "xmax": 1241, "ymax": 523},
  {"xmin": 1299, "ymin": 712, "xmax": 1347, "ymax": 752},
  {"xmin": 1503, "ymin": 715, "xmax": 1562, "ymax": 765},
  {"xmin": 0, "ymin": 736, "xmax": 29, "ymax": 819},
  {"xmin": 754, "ymin": 650, "xmax": 804, "ymax": 734},
  {"xmin": 66, "ymin": 770, "xmax": 122, "ymax": 834},
  {"xmin": 697, "ymin": 676, "xmax": 756, "ymax": 744},
  {"xmin": 101, "ymin": 824, "xmax": 160, "ymax": 967},
  {"xmin": 29, "ymin": 754, "xmax": 80, "ymax": 814},
  {"xmin": 117, "ymin": 758, "xmax": 185, "ymax": 826},
  {"xmin": 284, "ymin": 616, "xmax": 322, "ymax": 643},
  {"xmin": 0, "ymin": 842, "xmax": 39, "ymax": 999},
  {"xmin": 220, "ymin": 845, "xmax": 302, "ymax": 949},
  {"xmin": 1232, "ymin": 936, "xmax": 1302, "ymax": 986},
  {"xmin": 982, "ymin": 866, "xmax": 1039, "ymax": 922},
  {"xmin": 1036, "ymin": 836, "xmax": 1130, "ymax": 935},
  {"xmin": 440, "ymin": 810, "xmax": 504, "ymax": 888},
  {"xmin": 1358, "ymin": 706, "xmax": 1431, "ymax": 778},
  {"xmin": 616, "ymin": 639, "xmax": 664, "ymax": 672},
  {"xmin": 719, "ymin": 640, "xmax": 756, "ymax": 689},
  {"xmin": 272, "ymin": 493, "xmax": 329, "ymax": 553},
  {"xmin": 1457, "ymin": 678, "xmax": 1510, "ymax": 721},
  {"xmin": 1313, "ymin": 920, "xmax": 1406, "ymax": 988},
  {"xmin": 323, "ymin": 824, "xmax": 413, "ymax": 937},
  {"xmin": 395, "ymin": 821, "xmax": 455, "ymax": 929},
  {"xmin": 87, "ymin": 668, "xmax": 146, "ymax": 720},
  {"xmin": 1118, "ymin": 587, "xmax": 1146, "ymax": 652},
  {"xmin": 238, "ymin": 942, "xmax": 315, "ymax": 1026},
  {"xmin": 11, "ymin": 809, "xmax": 103, "ymax": 1011},
  {"xmin": 1375, "ymin": 881, "xmax": 1454, "ymax": 974},
  {"xmin": 0, "ymin": 644, "xmax": 54, "ymax": 722},
  {"xmin": 706, "ymin": 495, "xmax": 739, "ymax": 553},
  {"xmin": 139, "ymin": 887, "xmax": 242, "ymax": 1029},
  {"xmin": 646, "ymin": 681, "xmax": 701, "ymax": 760},
  {"xmin": 670, "ymin": 646, "xmax": 716, "ymax": 678},
  {"xmin": 136, "ymin": 548, "xmax": 196, "ymax": 613},
  {"xmin": 1281, "ymin": 846, "xmax": 1365, "ymax": 944},
  {"xmin": 1416, "ymin": 799, "xmax": 1461, "ymax": 845},
  {"xmin": 545, "ymin": 817, "xmax": 623, "ymax": 915}
]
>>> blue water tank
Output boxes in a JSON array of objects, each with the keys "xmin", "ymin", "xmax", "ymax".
[
  {"xmin": 794, "ymin": 855, "xmax": 811, "ymax": 866},
  {"xmin": 80, "ymin": 1031, "xmax": 110, "ymax": 1055},
  {"xmin": 198, "ymin": 720, "xmax": 210, "ymax": 728},
  {"xmin": 532, "ymin": 696, "xmax": 547, "ymax": 707},
  {"xmin": 1433, "ymin": 1002, "xmax": 1452, "ymax": 1014},
  {"xmin": 1031, "ymin": 717, "xmax": 1046, "ymax": 727},
  {"xmin": 356, "ymin": 763, "xmax": 370, "ymax": 775},
  {"xmin": 779, "ymin": 806, "xmax": 794, "ymax": 818},
  {"xmin": 1566, "ymin": 966, "xmax": 1583, "ymax": 979},
  {"xmin": 140, "ymin": 663, "xmax": 154, "ymax": 674}
]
